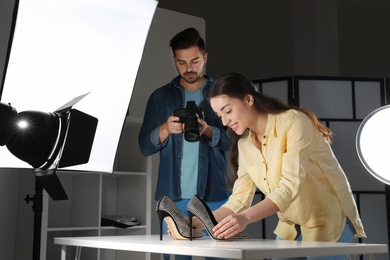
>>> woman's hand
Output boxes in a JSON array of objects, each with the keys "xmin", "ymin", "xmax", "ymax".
[
  {"xmin": 212, "ymin": 213, "xmax": 250, "ymax": 239},
  {"xmin": 212, "ymin": 198, "xmax": 279, "ymax": 239}
]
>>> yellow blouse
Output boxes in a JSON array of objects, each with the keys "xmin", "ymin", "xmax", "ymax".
[{"xmin": 222, "ymin": 110, "xmax": 366, "ymax": 241}]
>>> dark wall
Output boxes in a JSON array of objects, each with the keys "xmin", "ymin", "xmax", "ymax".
[
  {"xmin": 158, "ymin": 0, "xmax": 390, "ymax": 80},
  {"xmin": 2, "ymin": 0, "xmax": 389, "ymax": 86},
  {"xmin": 338, "ymin": 0, "xmax": 390, "ymax": 77},
  {"xmin": 158, "ymin": 1, "xmax": 294, "ymax": 80}
]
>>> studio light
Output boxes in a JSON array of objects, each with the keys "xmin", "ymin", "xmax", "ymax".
[
  {"xmin": 2, "ymin": 107, "xmax": 65, "ymax": 172},
  {"xmin": 0, "ymin": 94, "xmax": 98, "ymax": 200}
]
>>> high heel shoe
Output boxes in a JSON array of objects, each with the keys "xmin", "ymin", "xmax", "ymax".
[
  {"xmin": 187, "ymin": 195, "xmax": 250, "ymax": 241},
  {"xmin": 156, "ymin": 195, "xmax": 205, "ymax": 240}
]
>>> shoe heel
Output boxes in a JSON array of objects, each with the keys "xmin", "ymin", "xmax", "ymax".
[
  {"xmin": 156, "ymin": 199, "xmax": 170, "ymax": 241},
  {"xmin": 188, "ymin": 211, "xmax": 195, "ymax": 241},
  {"xmin": 187, "ymin": 195, "xmax": 219, "ymax": 240},
  {"xmin": 187, "ymin": 195, "xmax": 250, "ymax": 241},
  {"xmin": 156, "ymin": 195, "xmax": 205, "ymax": 240}
]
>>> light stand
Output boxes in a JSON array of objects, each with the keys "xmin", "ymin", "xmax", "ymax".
[
  {"xmin": 26, "ymin": 170, "xmax": 69, "ymax": 260},
  {"xmin": 25, "ymin": 179, "xmax": 43, "ymax": 260}
]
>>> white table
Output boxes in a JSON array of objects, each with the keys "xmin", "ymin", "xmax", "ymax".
[{"xmin": 54, "ymin": 234, "xmax": 388, "ymax": 260}]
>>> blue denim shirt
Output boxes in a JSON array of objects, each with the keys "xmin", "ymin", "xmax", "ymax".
[{"xmin": 138, "ymin": 75, "xmax": 231, "ymax": 202}]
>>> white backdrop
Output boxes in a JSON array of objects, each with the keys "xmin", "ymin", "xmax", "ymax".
[{"xmin": 0, "ymin": 0, "xmax": 157, "ymax": 172}]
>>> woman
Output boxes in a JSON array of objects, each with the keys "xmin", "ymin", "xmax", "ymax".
[{"xmin": 206, "ymin": 72, "xmax": 366, "ymax": 259}]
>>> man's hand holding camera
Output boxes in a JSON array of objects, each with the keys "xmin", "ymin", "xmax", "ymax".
[
  {"xmin": 158, "ymin": 115, "xmax": 183, "ymax": 143},
  {"xmin": 198, "ymin": 118, "xmax": 212, "ymax": 138},
  {"xmin": 159, "ymin": 101, "xmax": 212, "ymax": 143}
]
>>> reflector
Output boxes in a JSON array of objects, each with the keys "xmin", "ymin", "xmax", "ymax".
[{"xmin": 356, "ymin": 105, "xmax": 390, "ymax": 185}]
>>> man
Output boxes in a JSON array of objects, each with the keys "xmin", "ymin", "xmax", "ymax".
[{"xmin": 138, "ymin": 27, "xmax": 231, "ymax": 260}]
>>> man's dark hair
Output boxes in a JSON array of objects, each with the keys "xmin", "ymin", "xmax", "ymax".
[{"xmin": 169, "ymin": 27, "xmax": 206, "ymax": 55}]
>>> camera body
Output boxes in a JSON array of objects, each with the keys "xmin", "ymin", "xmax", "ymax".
[{"xmin": 173, "ymin": 101, "xmax": 204, "ymax": 142}]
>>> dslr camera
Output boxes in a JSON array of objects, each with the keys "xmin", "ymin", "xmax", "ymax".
[{"xmin": 173, "ymin": 101, "xmax": 204, "ymax": 142}]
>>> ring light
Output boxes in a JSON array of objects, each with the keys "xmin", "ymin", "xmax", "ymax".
[{"xmin": 356, "ymin": 105, "xmax": 390, "ymax": 185}]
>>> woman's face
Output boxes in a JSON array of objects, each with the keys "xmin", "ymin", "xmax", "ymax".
[{"xmin": 210, "ymin": 94, "xmax": 254, "ymax": 135}]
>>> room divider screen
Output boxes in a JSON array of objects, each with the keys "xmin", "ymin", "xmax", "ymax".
[{"xmin": 252, "ymin": 76, "xmax": 388, "ymax": 260}]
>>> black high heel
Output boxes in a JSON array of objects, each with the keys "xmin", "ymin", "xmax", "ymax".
[
  {"xmin": 187, "ymin": 195, "xmax": 250, "ymax": 241},
  {"xmin": 156, "ymin": 195, "xmax": 205, "ymax": 240}
]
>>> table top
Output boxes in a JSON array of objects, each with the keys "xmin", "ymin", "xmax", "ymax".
[{"xmin": 54, "ymin": 235, "xmax": 388, "ymax": 259}]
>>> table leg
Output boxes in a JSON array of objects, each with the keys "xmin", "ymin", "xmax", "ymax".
[
  {"xmin": 75, "ymin": 246, "xmax": 82, "ymax": 260},
  {"xmin": 60, "ymin": 245, "xmax": 67, "ymax": 260}
]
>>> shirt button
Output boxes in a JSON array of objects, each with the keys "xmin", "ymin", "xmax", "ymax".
[
  {"xmin": 263, "ymin": 135, "xmax": 266, "ymax": 139},
  {"xmin": 263, "ymin": 178, "xmax": 266, "ymax": 181}
]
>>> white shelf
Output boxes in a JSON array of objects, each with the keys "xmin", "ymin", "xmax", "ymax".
[
  {"xmin": 111, "ymin": 171, "xmax": 147, "ymax": 176},
  {"xmin": 47, "ymin": 227, "xmax": 100, "ymax": 232},
  {"xmin": 40, "ymin": 118, "xmax": 152, "ymax": 260},
  {"xmin": 100, "ymin": 225, "xmax": 148, "ymax": 230}
]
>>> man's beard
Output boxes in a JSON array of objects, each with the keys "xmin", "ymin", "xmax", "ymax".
[{"xmin": 182, "ymin": 72, "xmax": 201, "ymax": 84}]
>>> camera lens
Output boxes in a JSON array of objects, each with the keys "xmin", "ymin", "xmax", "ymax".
[
  {"xmin": 174, "ymin": 101, "xmax": 203, "ymax": 142},
  {"xmin": 185, "ymin": 130, "xmax": 200, "ymax": 142},
  {"xmin": 184, "ymin": 116, "xmax": 200, "ymax": 142}
]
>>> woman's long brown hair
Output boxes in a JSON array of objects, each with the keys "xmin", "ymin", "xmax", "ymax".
[{"xmin": 209, "ymin": 72, "xmax": 332, "ymax": 187}]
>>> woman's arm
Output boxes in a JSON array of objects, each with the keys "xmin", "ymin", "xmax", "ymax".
[{"xmin": 213, "ymin": 197, "xmax": 279, "ymax": 239}]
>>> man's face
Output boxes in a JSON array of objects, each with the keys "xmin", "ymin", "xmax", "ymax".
[{"xmin": 174, "ymin": 46, "xmax": 208, "ymax": 85}]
